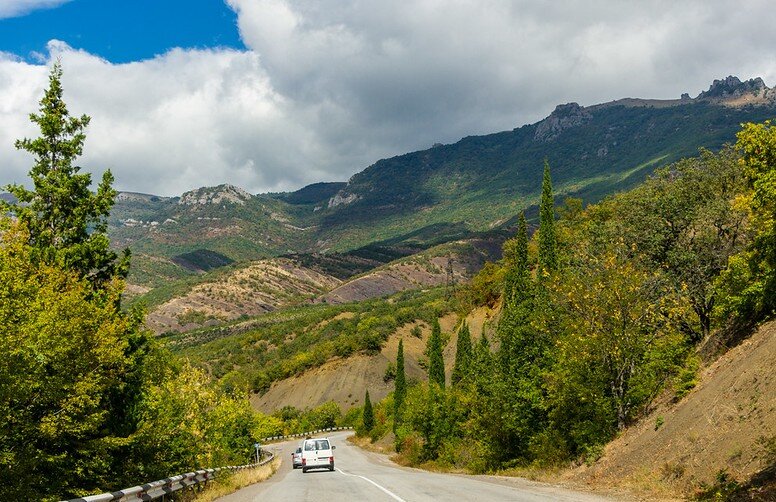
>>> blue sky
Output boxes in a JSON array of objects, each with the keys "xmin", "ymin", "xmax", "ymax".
[
  {"xmin": 0, "ymin": 1, "xmax": 774, "ymax": 196},
  {"xmin": 0, "ymin": 0, "xmax": 245, "ymax": 63}
]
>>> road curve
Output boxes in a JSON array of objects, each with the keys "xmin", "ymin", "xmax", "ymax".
[{"xmin": 216, "ymin": 431, "xmax": 617, "ymax": 502}]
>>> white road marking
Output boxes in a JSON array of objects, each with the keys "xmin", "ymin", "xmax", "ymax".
[{"xmin": 336, "ymin": 467, "xmax": 407, "ymax": 502}]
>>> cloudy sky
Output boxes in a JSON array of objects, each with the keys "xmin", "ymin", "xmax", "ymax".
[{"xmin": 1, "ymin": 0, "xmax": 775, "ymax": 196}]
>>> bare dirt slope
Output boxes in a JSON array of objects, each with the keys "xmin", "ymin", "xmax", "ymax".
[
  {"xmin": 318, "ymin": 239, "xmax": 501, "ymax": 304},
  {"xmin": 251, "ymin": 310, "xmax": 496, "ymax": 413},
  {"xmin": 146, "ymin": 258, "xmax": 340, "ymax": 333},
  {"xmin": 567, "ymin": 320, "xmax": 776, "ymax": 497}
]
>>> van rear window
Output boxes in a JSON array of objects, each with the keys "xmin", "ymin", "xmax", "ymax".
[{"xmin": 305, "ymin": 440, "xmax": 330, "ymax": 450}]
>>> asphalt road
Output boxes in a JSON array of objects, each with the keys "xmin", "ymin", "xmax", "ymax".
[{"xmin": 216, "ymin": 431, "xmax": 617, "ymax": 502}]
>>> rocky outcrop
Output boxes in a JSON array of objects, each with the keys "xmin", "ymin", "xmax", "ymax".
[
  {"xmin": 327, "ymin": 190, "xmax": 360, "ymax": 208},
  {"xmin": 534, "ymin": 102, "xmax": 592, "ymax": 142},
  {"xmin": 697, "ymin": 76, "xmax": 769, "ymax": 100},
  {"xmin": 116, "ymin": 191, "xmax": 170, "ymax": 203},
  {"xmin": 178, "ymin": 184, "xmax": 253, "ymax": 206}
]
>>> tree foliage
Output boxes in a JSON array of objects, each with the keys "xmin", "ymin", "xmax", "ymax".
[
  {"xmin": 0, "ymin": 64, "xmax": 279, "ymax": 500},
  {"xmin": 377, "ymin": 130, "xmax": 772, "ymax": 471},
  {"xmin": 362, "ymin": 390, "xmax": 375, "ymax": 432},
  {"xmin": 427, "ymin": 319, "xmax": 446, "ymax": 388},
  {"xmin": 719, "ymin": 121, "xmax": 776, "ymax": 320},
  {"xmin": 538, "ymin": 160, "xmax": 558, "ymax": 276},
  {"xmin": 451, "ymin": 321, "xmax": 473, "ymax": 385},
  {"xmin": 394, "ymin": 338, "xmax": 406, "ymax": 431},
  {"xmin": 0, "ymin": 62, "xmax": 129, "ymax": 289}
]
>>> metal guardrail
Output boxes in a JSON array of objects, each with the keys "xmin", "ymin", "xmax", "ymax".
[
  {"xmin": 62, "ymin": 427, "xmax": 354, "ymax": 502},
  {"xmin": 64, "ymin": 451, "xmax": 275, "ymax": 502},
  {"xmin": 260, "ymin": 426, "xmax": 353, "ymax": 443}
]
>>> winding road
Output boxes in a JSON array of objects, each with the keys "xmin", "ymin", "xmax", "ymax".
[{"xmin": 217, "ymin": 431, "xmax": 617, "ymax": 502}]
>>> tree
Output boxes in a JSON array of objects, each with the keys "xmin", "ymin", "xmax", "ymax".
[
  {"xmin": 608, "ymin": 148, "xmax": 749, "ymax": 340},
  {"xmin": 427, "ymin": 319, "xmax": 445, "ymax": 388},
  {"xmin": 0, "ymin": 222, "xmax": 135, "ymax": 500},
  {"xmin": 451, "ymin": 321, "xmax": 472, "ymax": 385},
  {"xmin": 538, "ymin": 160, "xmax": 558, "ymax": 276},
  {"xmin": 362, "ymin": 390, "xmax": 375, "ymax": 432},
  {"xmin": 0, "ymin": 62, "xmax": 129, "ymax": 289},
  {"xmin": 393, "ymin": 338, "xmax": 406, "ymax": 431},
  {"xmin": 726, "ymin": 120, "xmax": 776, "ymax": 320},
  {"xmin": 495, "ymin": 211, "xmax": 545, "ymax": 460},
  {"xmin": 548, "ymin": 251, "xmax": 688, "ymax": 434}
]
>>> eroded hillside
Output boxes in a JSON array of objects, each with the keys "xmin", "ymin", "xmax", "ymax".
[{"xmin": 567, "ymin": 321, "xmax": 776, "ymax": 498}]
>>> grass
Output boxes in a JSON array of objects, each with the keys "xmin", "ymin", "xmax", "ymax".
[{"xmin": 188, "ymin": 457, "xmax": 281, "ymax": 501}]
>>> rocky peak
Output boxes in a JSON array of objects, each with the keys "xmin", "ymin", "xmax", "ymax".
[
  {"xmin": 697, "ymin": 76, "xmax": 769, "ymax": 100},
  {"xmin": 179, "ymin": 184, "xmax": 253, "ymax": 206},
  {"xmin": 534, "ymin": 102, "xmax": 592, "ymax": 142}
]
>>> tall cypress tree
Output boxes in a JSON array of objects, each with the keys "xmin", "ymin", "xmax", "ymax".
[
  {"xmin": 427, "ymin": 319, "xmax": 445, "ymax": 388},
  {"xmin": 451, "ymin": 321, "xmax": 473, "ymax": 385},
  {"xmin": 1, "ymin": 62, "xmax": 129, "ymax": 289},
  {"xmin": 362, "ymin": 390, "xmax": 374, "ymax": 432},
  {"xmin": 503, "ymin": 213, "xmax": 529, "ymax": 308},
  {"xmin": 393, "ymin": 338, "xmax": 406, "ymax": 431},
  {"xmin": 538, "ymin": 160, "xmax": 558, "ymax": 276}
]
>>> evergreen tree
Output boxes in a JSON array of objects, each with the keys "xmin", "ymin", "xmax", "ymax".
[
  {"xmin": 538, "ymin": 160, "xmax": 558, "ymax": 276},
  {"xmin": 0, "ymin": 62, "xmax": 129, "ymax": 289},
  {"xmin": 362, "ymin": 390, "xmax": 375, "ymax": 432},
  {"xmin": 451, "ymin": 321, "xmax": 473, "ymax": 385},
  {"xmin": 503, "ymin": 213, "xmax": 529, "ymax": 308},
  {"xmin": 427, "ymin": 319, "xmax": 446, "ymax": 388},
  {"xmin": 393, "ymin": 338, "xmax": 406, "ymax": 431}
]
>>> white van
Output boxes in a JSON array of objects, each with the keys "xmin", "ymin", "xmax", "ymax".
[{"xmin": 300, "ymin": 437, "xmax": 335, "ymax": 473}]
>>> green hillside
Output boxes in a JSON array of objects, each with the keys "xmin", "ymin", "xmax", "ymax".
[
  {"xmin": 109, "ymin": 81, "xmax": 776, "ymax": 290},
  {"xmin": 317, "ymin": 101, "xmax": 776, "ymax": 249}
]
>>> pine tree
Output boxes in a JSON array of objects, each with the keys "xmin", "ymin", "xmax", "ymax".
[
  {"xmin": 393, "ymin": 338, "xmax": 406, "ymax": 431},
  {"xmin": 451, "ymin": 321, "xmax": 473, "ymax": 385},
  {"xmin": 427, "ymin": 319, "xmax": 446, "ymax": 388},
  {"xmin": 538, "ymin": 160, "xmax": 558, "ymax": 276},
  {"xmin": 0, "ymin": 62, "xmax": 129, "ymax": 289},
  {"xmin": 362, "ymin": 390, "xmax": 375, "ymax": 432}
]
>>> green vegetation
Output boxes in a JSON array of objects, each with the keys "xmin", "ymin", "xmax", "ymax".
[
  {"xmin": 394, "ymin": 338, "xmax": 406, "ymax": 433},
  {"xmin": 111, "ymin": 97, "xmax": 776, "ymax": 293},
  {"xmin": 359, "ymin": 125, "xmax": 774, "ymax": 475},
  {"xmin": 175, "ymin": 287, "xmax": 454, "ymax": 394},
  {"xmin": 362, "ymin": 391, "xmax": 375, "ymax": 432},
  {"xmin": 427, "ymin": 318, "xmax": 446, "ymax": 388},
  {"xmin": 1, "ymin": 61, "xmax": 129, "ymax": 289},
  {"xmin": 0, "ymin": 65, "xmax": 280, "ymax": 501},
  {"xmin": 716, "ymin": 121, "xmax": 776, "ymax": 324},
  {"xmin": 538, "ymin": 160, "xmax": 558, "ymax": 276},
  {"xmin": 451, "ymin": 321, "xmax": 472, "ymax": 385}
]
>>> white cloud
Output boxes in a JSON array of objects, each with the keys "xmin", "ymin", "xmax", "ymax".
[
  {"xmin": 0, "ymin": 0, "xmax": 71, "ymax": 19},
  {"xmin": 1, "ymin": 1, "xmax": 776, "ymax": 196}
]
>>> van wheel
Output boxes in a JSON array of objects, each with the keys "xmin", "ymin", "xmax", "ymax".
[
  {"xmin": 302, "ymin": 467, "xmax": 308, "ymax": 473},
  {"xmin": 329, "ymin": 465, "xmax": 334, "ymax": 471}
]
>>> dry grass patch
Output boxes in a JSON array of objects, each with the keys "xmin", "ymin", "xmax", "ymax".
[{"xmin": 189, "ymin": 457, "xmax": 280, "ymax": 501}]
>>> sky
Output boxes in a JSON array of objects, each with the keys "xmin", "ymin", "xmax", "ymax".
[{"xmin": 1, "ymin": 0, "xmax": 775, "ymax": 196}]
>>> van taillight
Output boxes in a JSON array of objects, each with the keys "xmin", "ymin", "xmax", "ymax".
[
  {"xmin": 302, "ymin": 458, "xmax": 306, "ymax": 465},
  {"xmin": 329, "ymin": 457, "xmax": 334, "ymax": 463}
]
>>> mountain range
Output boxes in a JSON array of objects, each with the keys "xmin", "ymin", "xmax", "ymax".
[{"xmin": 104, "ymin": 76, "xmax": 776, "ymax": 294}]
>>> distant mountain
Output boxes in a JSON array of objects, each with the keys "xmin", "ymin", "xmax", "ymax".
[
  {"xmin": 108, "ymin": 76, "xmax": 776, "ymax": 289},
  {"xmin": 316, "ymin": 76, "xmax": 776, "ymax": 249}
]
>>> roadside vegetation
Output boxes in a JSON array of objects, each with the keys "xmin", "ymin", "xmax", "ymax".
[
  {"xmin": 3, "ymin": 63, "xmax": 774, "ymax": 501},
  {"xmin": 0, "ymin": 65, "xmax": 279, "ymax": 501},
  {"xmin": 349, "ymin": 123, "xmax": 776, "ymax": 496}
]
